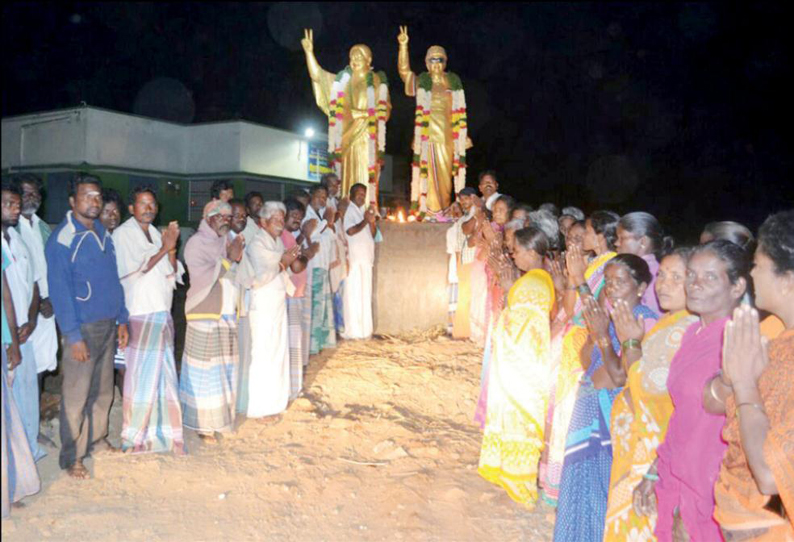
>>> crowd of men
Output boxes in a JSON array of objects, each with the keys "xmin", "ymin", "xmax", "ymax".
[{"xmin": 2, "ymin": 172, "xmax": 378, "ymax": 514}]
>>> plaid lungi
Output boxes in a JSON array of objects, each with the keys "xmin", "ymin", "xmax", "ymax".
[
  {"xmin": 121, "ymin": 311, "xmax": 184, "ymax": 454},
  {"xmin": 236, "ymin": 315, "xmax": 252, "ymax": 414},
  {"xmin": 286, "ymin": 297, "xmax": 305, "ymax": 400},
  {"xmin": 309, "ymin": 268, "xmax": 336, "ymax": 355},
  {"xmin": 179, "ymin": 316, "xmax": 238, "ymax": 434},
  {"xmin": 301, "ymin": 290, "xmax": 311, "ymax": 368},
  {"xmin": 333, "ymin": 281, "xmax": 345, "ymax": 335}
]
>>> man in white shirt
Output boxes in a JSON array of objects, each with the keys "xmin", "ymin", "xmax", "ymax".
[
  {"xmin": 242, "ymin": 191, "xmax": 263, "ymax": 244},
  {"xmin": 112, "ymin": 186, "xmax": 184, "ymax": 454},
  {"xmin": 321, "ymin": 173, "xmax": 348, "ymax": 335},
  {"xmin": 342, "ymin": 184, "xmax": 377, "ymax": 340},
  {"xmin": 15, "ymin": 175, "xmax": 58, "ymax": 376},
  {"xmin": 321, "ymin": 173, "xmax": 342, "ymax": 212},
  {"xmin": 301, "ymin": 185, "xmax": 337, "ymax": 354},
  {"xmin": 2, "ymin": 183, "xmax": 45, "ymax": 461},
  {"xmin": 237, "ymin": 202, "xmax": 299, "ymax": 419},
  {"xmin": 228, "ymin": 198, "xmax": 254, "ymax": 414},
  {"xmin": 478, "ymin": 170, "xmax": 501, "ymax": 211}
]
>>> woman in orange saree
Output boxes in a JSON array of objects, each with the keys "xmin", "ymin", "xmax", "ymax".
[{"xmin": 713, "ymin": 211, "xmax": 794, "ymax": 541}]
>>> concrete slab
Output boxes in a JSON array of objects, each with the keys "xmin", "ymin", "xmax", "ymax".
[{"xmin": 373, "ymin": 221, "xmax": 451, "ymax": 334}]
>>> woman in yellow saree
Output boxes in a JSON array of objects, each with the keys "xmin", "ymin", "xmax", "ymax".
[
  {"xmin": 604, "ymin": 248, "xmax": 697, "ymax": 541},
  {"xmin": 478, "ymin": 226, "xmax": 555, "ymax": 508}
]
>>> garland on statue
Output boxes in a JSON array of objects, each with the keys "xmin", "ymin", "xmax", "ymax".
[
  {"xmin": 328, "ymin": 67, "xmax": 389, "ymax": 205},
  {"xmin": 410, "ymin": 71, "xmax": 467, "ymax": 213}
]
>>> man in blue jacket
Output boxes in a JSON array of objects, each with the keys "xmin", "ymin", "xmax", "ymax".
[{"xmin": 45, "ymin": 173, "xmax": 129, "ymax": 479}]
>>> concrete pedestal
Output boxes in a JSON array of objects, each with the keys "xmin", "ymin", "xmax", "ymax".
[{"xmin": 373, "ymin": 221, "xmax": 450, "ymax": 335}]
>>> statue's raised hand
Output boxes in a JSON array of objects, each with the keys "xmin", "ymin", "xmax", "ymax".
[
  {"xmin": 301, "ymin": 29, "xmax": 314, "ymax": 54},
  {"xmin": 397, "ymin": 26, "xmax": 409, "ymax": 46}
]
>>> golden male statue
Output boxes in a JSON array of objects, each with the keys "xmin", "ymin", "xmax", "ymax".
[
  {"xmin": 302, "ymin": 29, "xmax": 391, "ymax": 205},
  {"xmin": 398, "ymin": 26, "xmax": 471, "ymax": 214}
]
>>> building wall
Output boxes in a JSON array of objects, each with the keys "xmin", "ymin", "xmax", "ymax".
[
  {"xmin": 185, "ymin": 123, "xmax": 242, "ymax": 174},
  {"xmin": 84, "ymin": 108, "xmax": 187, "ymax": 174},
  {"xmin": 1, "ymin": 109, "xmax": 86, "ymax": 168}
]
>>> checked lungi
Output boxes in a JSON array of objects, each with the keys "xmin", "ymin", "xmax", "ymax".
[
  {"xmin": 121, "ymin": 311, "xmax": 184, "ymax": 454},
  {"xmin": 286, "ymin": 297, "xmax": 305, "ymax": 400},
  {"xmin": 179, "ymin": 316, "xmax": 238, "ymax": 434},
  {"xmin": 309, "ymin": 268, "xmax": 336, "ymax": 355}
]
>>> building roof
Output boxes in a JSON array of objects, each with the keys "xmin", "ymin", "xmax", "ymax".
[{"xmin": 1, "ymin": 105, "xmax": 329, "ymax": 181}]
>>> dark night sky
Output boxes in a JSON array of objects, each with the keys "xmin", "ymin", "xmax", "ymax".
[{"xmin": 3, "ymin": 2, "xmax": 792, "ymax": 240}]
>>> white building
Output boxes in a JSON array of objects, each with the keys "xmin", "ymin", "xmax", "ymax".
[{"xmin": 2, "ymin": 106, "xmax": 395, "ymax": 224}]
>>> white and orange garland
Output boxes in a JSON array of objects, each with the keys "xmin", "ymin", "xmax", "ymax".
[
  {"xmin": 327, "ymin": 67, "xmax": 389, "ymax": 205},
  {"xmin": 411, "ymin": 72, "xmax": 467, "ymax": 213}
]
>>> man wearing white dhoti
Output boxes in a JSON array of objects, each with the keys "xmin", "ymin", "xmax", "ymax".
[
  {"xmin": 237, "ymin": 202, "xmax": 299, "ymax": 419},
  {"xmin": 342, "ymin": 184, "xmax": 376, "ymax": 340},
  {"xmin": 228, "ymin": 199, "xmax": 254, "ymax": 414},
  {"xmin": 14, "ymin": 175, "xmax": 57, "ymax": 375},
  {"xmin": 2, "ymin": 183, "xmax": 45, "ymax": 462}
]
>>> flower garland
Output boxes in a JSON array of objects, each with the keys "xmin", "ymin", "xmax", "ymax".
[
  {"xmin": 410, "ymin": 72, "xmax": 467, "ymax": 213},
  {"xmin": 327, "ymin": 67, "xmax": 389, "ymax": 205}
]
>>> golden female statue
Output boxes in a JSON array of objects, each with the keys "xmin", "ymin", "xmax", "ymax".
[
  {"xmin": 398, "ymin": 26, "xmax": 471, "ymax": 214},
  {"xmin": 302, "ymin": 29, "xmax": 391, "ymax": 205}
]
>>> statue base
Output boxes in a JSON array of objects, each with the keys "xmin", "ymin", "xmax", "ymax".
[{"xmin": 373, "ymin": 221, "xmax": 450, "ymax": 335}]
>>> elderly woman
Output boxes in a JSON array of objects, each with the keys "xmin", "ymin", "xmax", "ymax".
[
  {"xmin": 528, "ymin": 209, "xmax": 561, "ymax": 254},
  {"xmin": 553, "ymin": 254, "xmax": 658, "ymax": 542},
  {"xmin": 653, "ymin": 240, "xmax": 749, "ymax": 541},
  {"xmin": 603, "ymin": 248, "xmax": 698, "ymax": 540},
  {"xmin": 712, "ymin": 210, "xmax": 794, "ymax": 541},
  {"xmin": 478, "ymin": 227, "xmax": 555, "ymax": 508},
  {"xmin": 239, "ymin": 202, "xmax": 300, "ymax": 420}
]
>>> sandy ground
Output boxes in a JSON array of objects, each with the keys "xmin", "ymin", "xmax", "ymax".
[{"xmin": 2, "ymin": 329, "xmax": 554, "ymax": 541}]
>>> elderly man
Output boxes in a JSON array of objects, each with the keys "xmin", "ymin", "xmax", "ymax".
[
  {"xmin": 45, "ymin": 173, "xmax": 129, "ymax": 479},
  {"xmin": 112, "ymin": 185, "xmax": 184, "ymax": 454},
  {"xmin": 342, "ymin": 184, "xmax": 377, "ymax": 339},
  {"xmin": 238, "ymin": 202, "xmax": 299, "ymax": 419},
  {"xmin": 2, "ymin": 183, "xmax": 44, "ymax": 463},
  {"xmin": 14, "ymin": 175, "xmax": 57, "ymax": 378},
  {"xmin": 302, "ymin": 185, "xmax": 337, "ymax": 354},
  {"xmin": 179, "ymin": 201, "xmax": 244, "ymax": 443}
]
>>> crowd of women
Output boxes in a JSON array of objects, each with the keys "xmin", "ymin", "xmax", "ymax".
[{"xmin": 451, "ymin": 172, "xmax": 793, "ymax": 541}]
